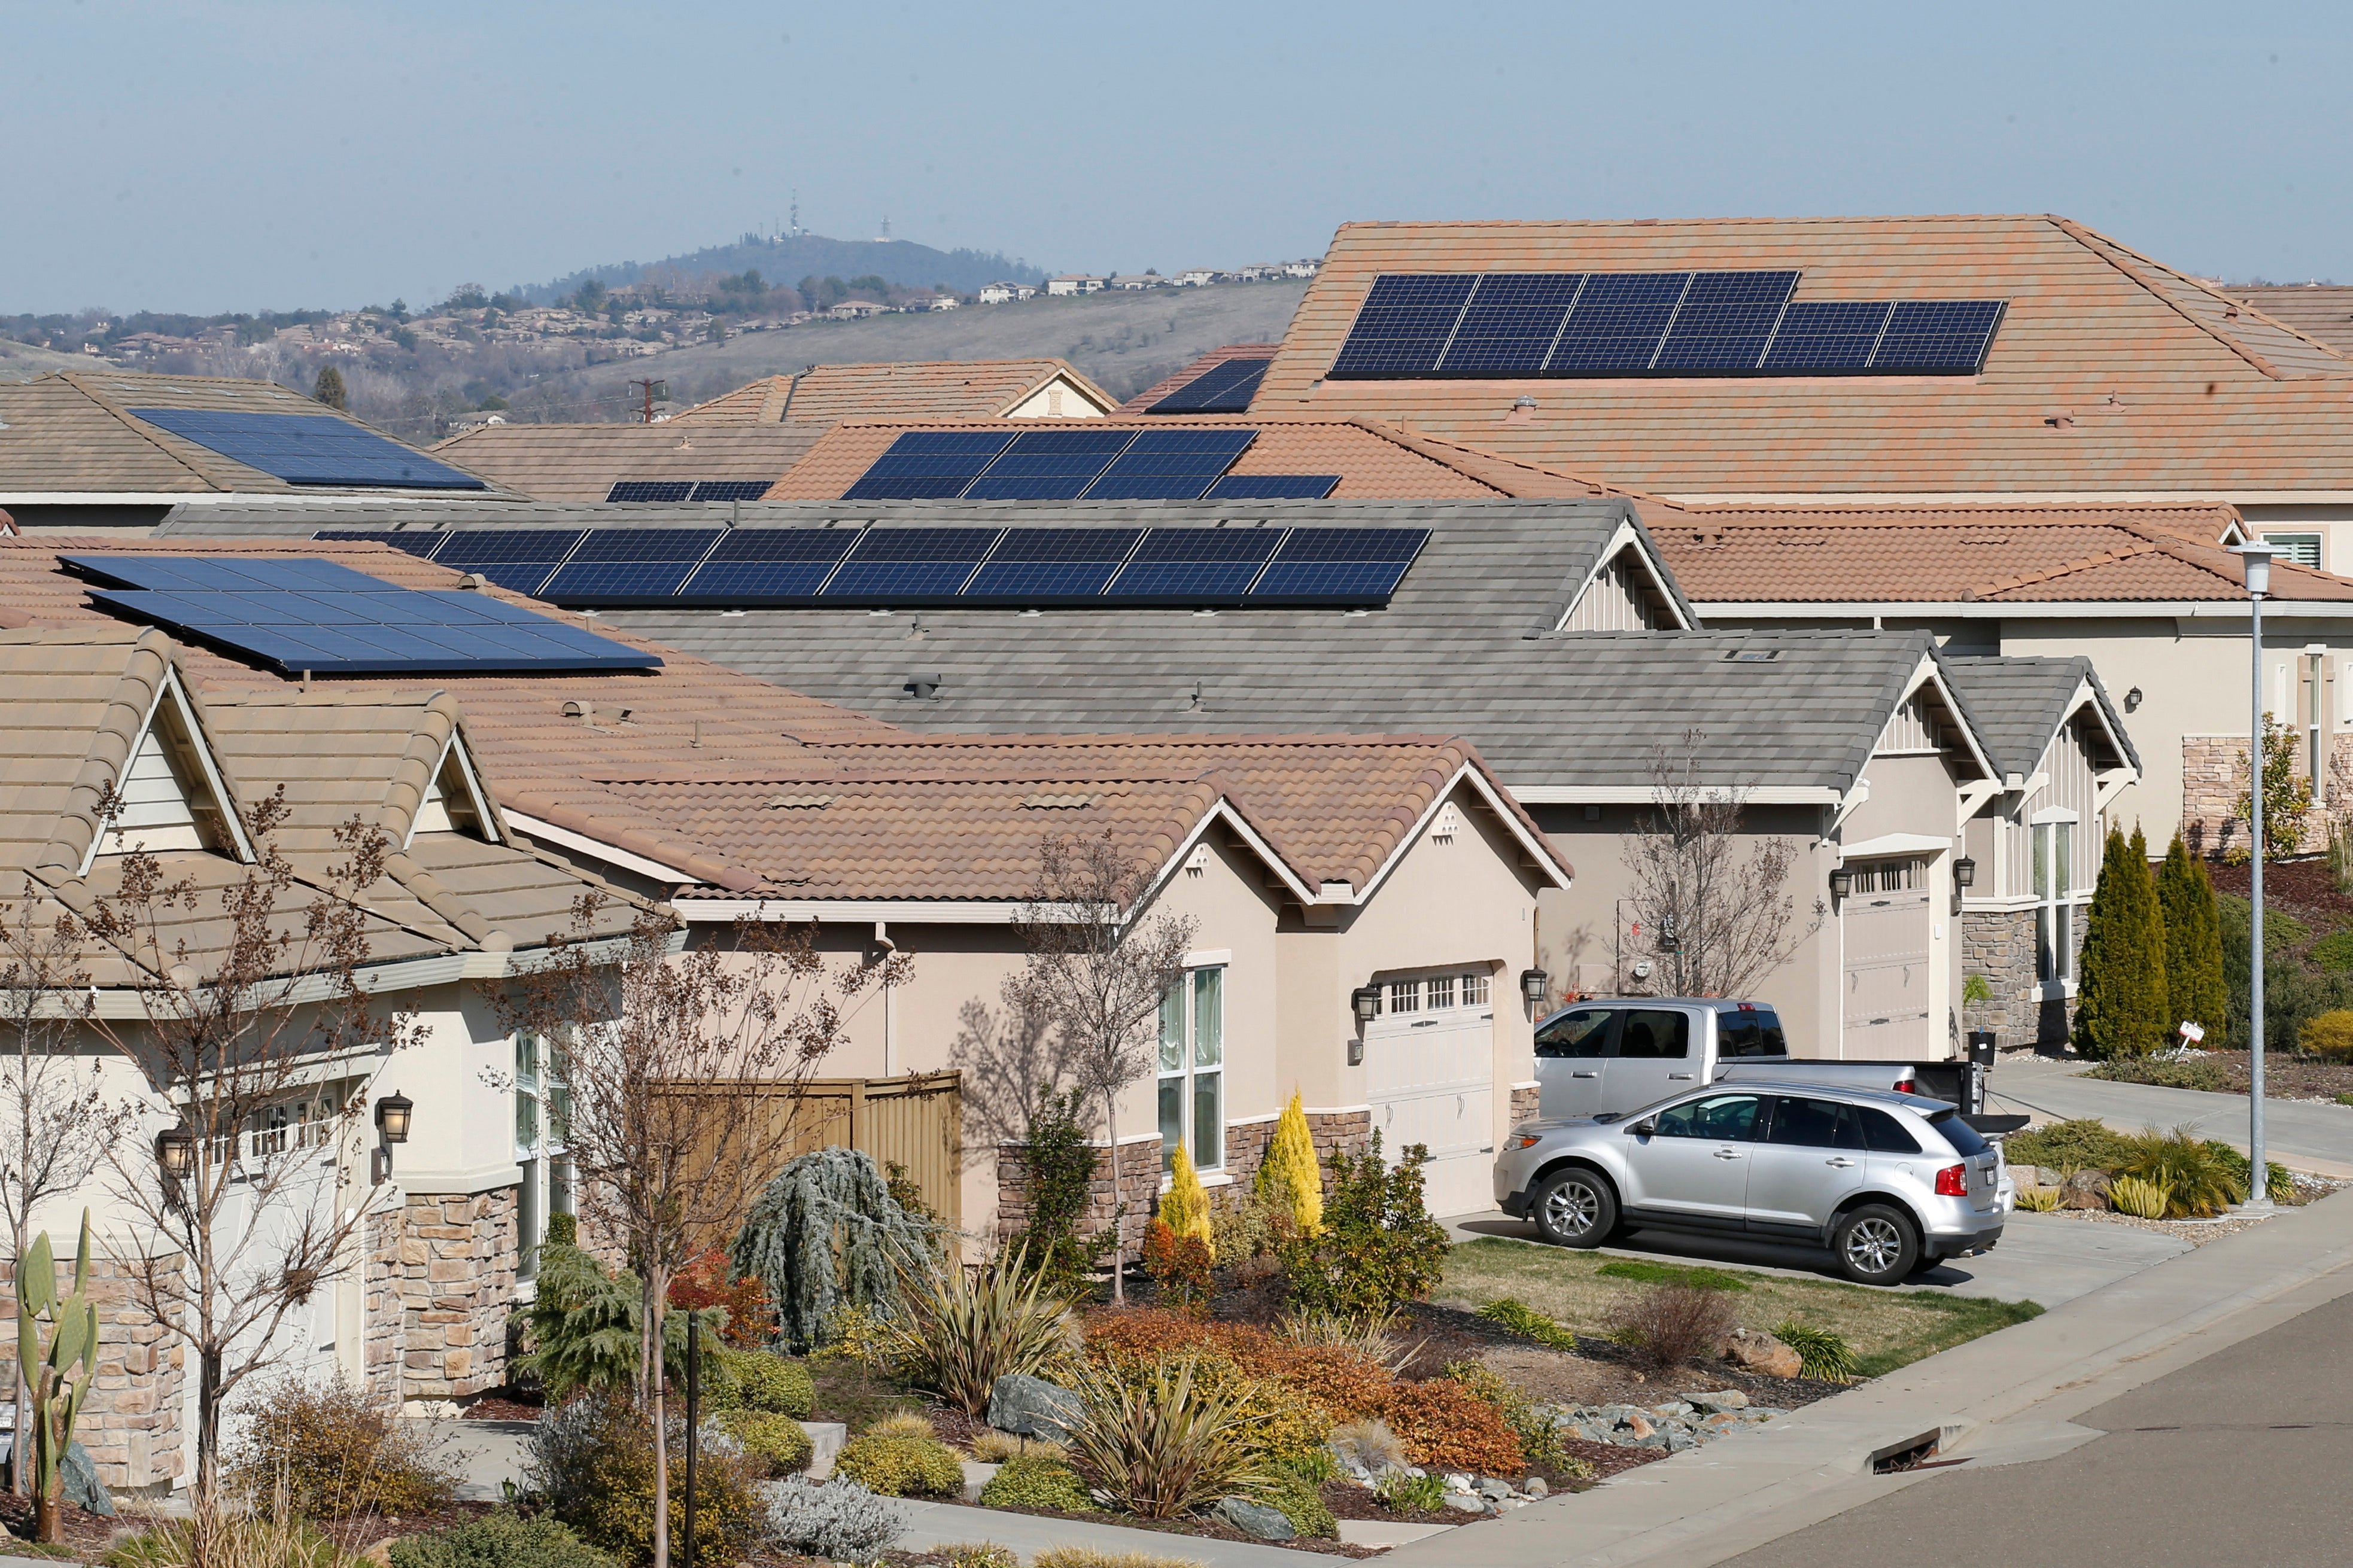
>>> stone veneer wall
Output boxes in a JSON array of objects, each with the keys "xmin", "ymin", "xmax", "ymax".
[
  {"xmin": 1962, "ymin": 908, "xmax": 2042, "ymax": 1048},
  {"xmin": 0, "ymin": 1254, "xmax": 188, "ymax": 1494},
  {"xmin": 995, "ymin": 1137, "xmax": 1163, "ymax": 1252},
  {"xmin": 2182, "ymin": 733, "xmax": 2353, "ymax": 858},
  {"xmin": 365, "ymin": 1188, "xmax": 517, "ymax": 1406},
  {"xmin": 1509, "ymin": 1084, "xmax": 1540, "ymax": 1128}
]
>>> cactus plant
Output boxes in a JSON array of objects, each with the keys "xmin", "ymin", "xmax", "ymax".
[{"xmin": 19, "ymin": 1208, "xmax": 99, "ymax": 1543}]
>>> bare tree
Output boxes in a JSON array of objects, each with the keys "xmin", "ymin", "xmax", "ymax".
[
  {"xmin": 1622, "ymin": 731, "xmax": 1825, "ymax": 1000},
  {"xmin": 81, "ymin": 799, "xmax": 422, "ymax": 1549},
  {"xmin": 0, "ymin": 884, "xmax": 133, "ymax": 1494},
  {"xmin": 498, "ymin": 905, "xmax": 905, "ymax": 1568},
  {"xmin": 1013, "ymin": 833, "xmax": 1196, "ymax": 1306}
]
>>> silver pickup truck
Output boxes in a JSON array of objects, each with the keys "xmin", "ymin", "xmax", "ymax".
[{"xmin": 1531, "ymin": 997, "xmax": 1991, "ymax": 1122}]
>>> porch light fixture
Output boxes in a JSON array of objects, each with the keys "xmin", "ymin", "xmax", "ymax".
[
  {"xmin": 1518, "ymin": 968, "xmax": 1549, "ymax": 1008},
  {"xmin": 1828, "ymin": 866, "xmax": 1855, "ymax": 901},
  {"xmin": 1350, "ymin": 985, "xmax": 1381, "ymax": 1025},
  {"xmin": 375, "ymin": 1091, "xmax": 414, "ymax": 1144},
  {"xmin": 154, "ymin": 1122, "xmax": 195, "ymax": 1182},
  {"xmin": 1953, "ymin": 857, "xmax": 1977, "ymax": 889}
]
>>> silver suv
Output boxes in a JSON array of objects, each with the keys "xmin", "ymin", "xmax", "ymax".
[{"xmin": 1492, "ymin": 1084, "xmax": 2005, "ymax": 1286}]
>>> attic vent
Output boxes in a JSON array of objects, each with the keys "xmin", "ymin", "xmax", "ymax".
[
  {"xmin": 1962, "ymin": 533, "xmax": 2012, "ymax": 544},
  {"xmin": 1022, "ymin": 792, "xmax": 1099, "ymax": 810},
  {"xmin": 1774, "ymin": 534, "xmax": 1826, "ymax": 546},
  {"xmin": 1724, "ymin": 649, "xmax": 1782, "ymax": 663},
  {"xmin": 765, "ymin": 793, "xmax": 836, "ymax": 809},
  {"xmin": 1433, "ymin": 803, "xmax": 1463, "ymax": 842}
]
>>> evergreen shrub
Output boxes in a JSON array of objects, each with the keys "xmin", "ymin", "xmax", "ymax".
[
  {"xmin": 1255, "ymin": 1092, "xmax": 1324, "ymax": 1234},
  {"xmin": 978, "ymin": 1453, "xmax": 1098, "ymax": 1512},
  {"xmin": 2157, "ymin": 831, "xmax": 2229, "ymax": 1045},
  {"xmin": 1279, "ymin": 1135, "xmax": 1451, "ymax": 1319},
  {"xmin": 832, "ymin": 1433, "xmax": 966, "ymax": 1497},
  {"xmin": 2074, "ymin": 827, "xmax": 2170, "ymax": 1059},
  {"xmin": 386, "ymin": 1511, "xmax": 618, "ymax": 1568}
]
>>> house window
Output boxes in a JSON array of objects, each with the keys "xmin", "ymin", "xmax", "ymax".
[
  {"xmin": 1427, "ymin": 975, "xmax": 1457, "ymax": 1009},
  {"xmin": 2264, "ymin": 532, "xmax": 2322, "ymax": 570},
  {"xmin": 1388, "ymin": 979, "xmax": 1420, "ymax": 1014},
  {"xmin": 2033, "ymin": 821, "xmax": 2078, "ymax": 988},
  {"xmin": 515, "ymin": 1033, "xmax": 571, "ymax": 1280},
  {"xmin": 1463, "ymin": 973, "xmax": 1491, "ymax": 1006},
  {"xmin": 1158, "ymin": 966, "xmax": 1224, "ymax": 1172}
]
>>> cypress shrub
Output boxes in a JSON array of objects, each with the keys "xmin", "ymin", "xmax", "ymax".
[
  {"xmin": 2157, "ymin": 830, "xmax": 2228, "ymax": 1046},
  {"xmin": 1254, "ymin": 1091, "xmax": 1323, "ymax": 1235},
  {"xmin": 1160, "ymin": 1141, "xmax": 1214, "ymax": 1259},
  {"xmin": 313, "ymin": 364, "xmax": 348, "ymax": 409},
  {"xmin": 2075, "ymin": 827, "xmax": 2169, "ymax": 1058}
]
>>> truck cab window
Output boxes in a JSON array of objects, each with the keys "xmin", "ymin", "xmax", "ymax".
[
  {"xmin": 1535, "ymin": 1007, "xmax": 1614, "ymax": 1059},
  {"xmin": 1619, "ymin": 1010, "xmax": 1690, "ymax": 1059}
]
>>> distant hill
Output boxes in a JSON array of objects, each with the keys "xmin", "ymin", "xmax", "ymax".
[
  {"xmin": 0, "ymin": 337, "xmax": 102, "ymax": 381},
  {"xmin": 514, "ymin": 280, "xmax": 1309, "ymax": 414},
  {"xmin": 523, "ymin": 233, "xmax": 1046, "ymax": 304}
]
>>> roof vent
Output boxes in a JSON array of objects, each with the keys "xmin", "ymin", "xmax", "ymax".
[
  {"xmin": 1724, "ymin": 649, "xmax": 1781, "ymax": 663},
  {"xmin": 1022, "ymin": 792, "xmax": 1099, "ymax": 810},
  {"xmin": 457, "ymin": 573, "xmax": 487, "ymax": 590},
  {"xmin": 765, "ymin": 793, "xmax": 835, "ymax": 809},
  {"xmin": 905, "ymin": 671, "xmax": 943, "ymax": 700}
]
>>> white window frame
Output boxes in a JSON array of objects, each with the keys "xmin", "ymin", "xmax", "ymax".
[
  {"xmin": 2031, "ymin": 817, "xmax": 2080, "ymax": 996},
  {"xmin": 513, "ymin": 1031, "xmax": 572, "ymax": 1279},
  {"xmin": 1157, "ymin": 963, "xmax": 1224, "ymax": 1173},
  {"xmin": 2264, "ymin": 532, "xmax": 2322, "ymax": 570}
]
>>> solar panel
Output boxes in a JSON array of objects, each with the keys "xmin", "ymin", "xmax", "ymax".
[
  {"xmin": 1147, "ymin": 358, "xmax": 1270, "ymax": 414},
  {"xmin": 428, "ymin": 530, "xmax": 586, "ymax": 596},
  {"xmin": 1328, "ymin": 275, "xmax": 1478, "ymax": 379},
  {"xmin": 128, "ymin": 409, "xmax": 488, "ymax": 490},
  {"xmin": 690, "ymin": 479, "xmax": 775, "ymax": 502},
  {"xmin": 844, "ymin": 431, "xmax": 1019, "ymax": 500},
  {"xmin": 1437, "ymin": 274, "xmax": 1586, "ymax": 376},
  {"xmin": 312, "ymin": 529, "xmax": 448, "ymax": 559},
  {"xmin": 678, "ymin": 528, "xmax": 862, "ymax": 601},
  {"xmin": 1869, "ymin": 300, "xmax": 2006, "ymax": 374},
  {"xmin": 822, "ymin": 526, "xmax": 1004, "ymax": 601},
  {"xmin": 1103, "ymin": 527, "xmax": 1288, "ymax": 601},
  {"xmin": 1248, "ymin": 528, "xmax": 1430, "ymax": 604},
  {"xmin": 963, "ymin": 528, "xmax": 1144, "ymax": 601},
  {"xmin": 539, "ymin": 528, "xmax": 725, "ymax": 603},
  {"xmin": 66, "ymin": 555, "xmax": 658, "ymax": 675},
  {"xmin": 1547, "ymin": 273, "xmax": 1691, "ymax": 374},
  {"xmin": 962, "ymin": 429, "xmax": 1138, "ymax": 501},
  {"xmin": 1759, "ymin": 301, "xmax": 1892, "ymax": 372},
  {"xmin": 1205, "ymin": 476, "xmax": 1340, "ymax": 499},
  {"xmin": 1652, "ymin": 271, "xmax": 1801, "ymax": 372},
  {"xmin": 605, "ymin": 481, "xmax": 694, "ymax": 503},
  {"xmin": 1080, "ymin": 430, "xmax": 1254, "ymax": 500}
]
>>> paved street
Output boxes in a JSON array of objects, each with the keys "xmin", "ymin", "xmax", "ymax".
[
  {"xmin": 1722, "ymin": 1282, "xmax": 2353, "ymax": 1568},
  {"xmin": 1987, "ymin": 1055, "xmax": 2353, "ymax": 1174}
]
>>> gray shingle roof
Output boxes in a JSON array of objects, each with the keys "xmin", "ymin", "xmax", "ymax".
[{"xmin": 1937, "ymin": 653, "xmax": 2139, "ymax": 778}]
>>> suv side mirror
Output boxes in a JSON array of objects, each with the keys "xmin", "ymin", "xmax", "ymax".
[{"xmin": 1628, "ymin": 1119, "xmax": 1656, "ymax": 1138}]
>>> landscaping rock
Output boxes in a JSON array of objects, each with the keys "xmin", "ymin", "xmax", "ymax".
[
  {"xmin": 988, "ymin": 1373, "xmax": 1082, "ymax": 1442},
  {"xmin": 1477, "ymin": 1478, "xmax": 1514, "ymax": 1500},
  {"xmin": 2060, "ymin": 1169, "xmax": 2113, "ymax": 1211},
  {"xmin": 1445, "ymin": 1472, "xmax": 1475, "ymax": 1492},
  {"xmin": 1218, "ymin": 1497, "xmax": 1296, "ymax": 1540},
  {"xmin": 1523, "ymin": 1476, "xmax": 1549, "ymax": 1498},
  {"xmin": 1445, "ymin": 1493, "xmax": 1489, "ymax": 1514},
  {"xmin": 1618, "ymin": 1411, "xmax": 1656, "ymax": 1440},
  {"xmin": 1721, "ymin": 1328, "xmax": 1804, "ymax": 1379},
  {"xmin": 1683, "ymin": 1389, "xmax": 1750, "ymax": 1413}
]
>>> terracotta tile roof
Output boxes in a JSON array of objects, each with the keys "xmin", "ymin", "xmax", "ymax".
[
  {"xmin": 2225, "ymin": 285, "xmax": 2353, "ymax": 357},
  {"xmin": 425, "ymin": 424, "xmax": 822, "ymax": 502},
  {"xmin": 1652, "ymin": 507, "xmax": 2353, "ymax": 603},
  {"xmin": 1261, "ymin": 215, "xmax": 2353, "ymax": 496},
  {"xmin": 1115, "ymin": 344, "xmax": 1283, "ymax": 415},
  {"xmin": 0, "ymin": 371, "xmax": 510, "ymax": 498},
  {"xmin": 668, "ymin": 359, "xmax": 1120, "ymax": 425},
  {"xmin": 576, "ymin": 732, "xmax": 1568, "ymax": 900},
  {"xmin": 765, "ymin": 415, "xmax": 1626, "ymax": 501}
]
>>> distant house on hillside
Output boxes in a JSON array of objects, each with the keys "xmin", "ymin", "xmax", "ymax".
[
  {"xmin": 826, "ymin": 299, "xmax": 887, "ymax": 320},
  {"xmin": 1045, "ymin": 275, "xmax": 1103, "ymax": 296},
  {"xmin": 1282, "ymin": 259, "xmax": 1321, "ymax": 278},
  {"xmin": 978, "ymin": 282, "xmax": 1037, "ymax": 304},
  {"xmin": 1108, "ymin": 275, "xmax": 1165, "ymax": 291},
  {"xmin": 1176, "ymin": 269, "xmax": 1218, "ymax": 287}
]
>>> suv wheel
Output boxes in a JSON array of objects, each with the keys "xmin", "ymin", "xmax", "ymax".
[
  {"xmin": 1533, "ymin": 1168, "xmax": 1618, "ymax": 1249},
  {"xmin": 1832, "ymin": 1204, "xmax": 1920, "ymax": 1286}
]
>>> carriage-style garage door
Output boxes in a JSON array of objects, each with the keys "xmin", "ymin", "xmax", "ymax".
[
  {"xmin": 1364, "ymin": 987, "xmax": 1495, "ymax": 1216},
  {"xmin": 1841, "ymin": 856, "xmax": 1933, "ymax": 1056}
]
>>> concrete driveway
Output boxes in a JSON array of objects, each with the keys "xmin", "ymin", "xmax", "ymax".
[{"xmin": 1988, "ymin": 1054, "xmax": 2353, "ymax": 1174}]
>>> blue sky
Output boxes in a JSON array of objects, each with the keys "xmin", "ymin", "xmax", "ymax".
[{"xmin": 10, "ymin": 0, "xmax": 2350, "ymax": 315}]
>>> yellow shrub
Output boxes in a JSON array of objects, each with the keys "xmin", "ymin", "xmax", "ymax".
[
  {"xmin": 1255, "ymin": 1092, "xmax": 1324, "ymax": 1235},
  {"xmin": 1160, "ymin": 1144, "xmax": 1214, "ymax": 1261},
  {"xmin": 2300, "ymin": 1009, "xmax": 2353, "ymax": 1061}
]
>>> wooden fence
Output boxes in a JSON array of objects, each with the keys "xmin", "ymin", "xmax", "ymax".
[{"xmin": 667, "ymin": 1072, "xmax": 963, "ymax": 1237}]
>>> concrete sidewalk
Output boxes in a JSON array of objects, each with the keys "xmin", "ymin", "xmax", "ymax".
[
  {"xmin": 1387, "ymin": 1185, "xmax": 2353, "ymax": 1568},
  {"xmin": 1987, "ymin": 1055, "xmax": 2353, "ymax": 1175},
  {"xmin": 895, "ymin": 1498, "xmax": 1310, "ymax": 1568}
]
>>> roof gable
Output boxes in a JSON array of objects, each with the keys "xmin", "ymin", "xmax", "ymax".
[{"xmin": 668, "ymin": 359, "xmax": 1120, "ymax": 427}]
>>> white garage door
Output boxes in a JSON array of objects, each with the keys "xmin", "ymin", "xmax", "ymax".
[
  {"xmin": 1364, "ymin": 995, "xmax": 1495, "ymax": 1217},
  {"xmin": 1842, "ymin": 857, "xmax": 1933, "ymax": 1056}
]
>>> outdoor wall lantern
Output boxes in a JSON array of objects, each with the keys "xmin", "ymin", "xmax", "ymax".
[
  {"xmin": 1828, "ymin": 866, "xmax": 1855, "ymax": 901},
  {"xmin": 1953, "ymin": 857, "xmax": 1977, "ymax": 889},
  {"xmin": 1519, "ymin": 968, "xmax": 1550, "ymax": 1008},
  {"xmin": 1351, "ymin": 985, "xmax": 1382, "ymax": 1025},
  {"xmin": 154, "ymin": 1122, "xmax": 195, "ymax": 1183},
  {"xmin": 2124, "ymin": 687, "xmax": 2144, "ymax": 712},
  {"xmin": 375, "ymin": 1090, "xmax": 414, "ymax": 1144}
]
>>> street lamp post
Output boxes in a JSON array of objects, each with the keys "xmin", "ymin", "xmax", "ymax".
[{"xmin": 2235, "ymin": 544, "xmax": 2276, "ymax": 1210}]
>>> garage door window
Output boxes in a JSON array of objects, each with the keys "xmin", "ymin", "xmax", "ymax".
[
  {"xmin": 1159, "ymin": 967, "xmax": 1224, "ymax": 1172},
  {"xmin": 2033, "ymin": 821, "xmax": 2076, "ymax": 988}
]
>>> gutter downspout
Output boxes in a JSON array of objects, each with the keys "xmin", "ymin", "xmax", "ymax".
[{"xmin": 874, "ymin": 921, "xmax": 896, "ymax": 1076}]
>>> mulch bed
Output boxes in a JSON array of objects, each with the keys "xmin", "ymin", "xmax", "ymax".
[
  {"xmin": 1317, "ymin": 1481, "xmax": 1458, "ymax": 1526},
  {"xmin": 319, "ymin": 1500, "xmax": 500, "ymax": 1554},
  {"xmin": 2151, "ymin": 1048, "xmax": 2353, "ymax": 1102},
  {"xmin": 0, "ymin": 1490, "xmax": 124, "ymax": 1558},
  {"xmin": 461, "ymin": 1390, "xmax": 543, "ymax": 1421},
  {"xmin": 2212, "ymin": 857, "xmax": 2353, "ymax": 920}
]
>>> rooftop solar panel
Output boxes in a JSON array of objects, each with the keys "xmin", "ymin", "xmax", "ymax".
[
  {"xmin": 1759, "ymin": 300, "xmax": 1892, "ymax": 372},
  {"xmin": 1437, "ymin": 274, "xmax": 1586, "ymax": 376},
  {"xmin": 1080, "ymin": 429, "xmax": 1254, "ymax": 500},
  {"xmin": 691, "ymin": 479, "xmax": 776, "ymax": 502},
  {"xmin": 822, "ymin": 526, "xmax": 1004, "ymax": 601},
  {"xmin": 539, "ymin": 528, "xmax": 726, "ymax": 604},
  {"xmin": 1247, "ymin": 527, "xmax": 1430, "ymax": 604},
  {"xmin": 128, "ymin": 409, "xmax": 489, "ymax": 491},
  {"xmin": 1204, "ymin": 475, "xmax": 1340, "ymax": 499},
  {"xmin": 678, "ymin": 528, "xmax": 862, "ymax": 601},
  {"xmin": 1103, "ymin": 527, "xmax": 1287, "ymax": 601},
  {"xmin": 844, "ymin": 431, "xmax": 1019, "ymax": 500},
  {"xmin": 1651, "ymin": 271, "xmax": 1802, "ymax": 372},
  {"xmin": 1869, "ymin": 300, "xmax": 2006, "ymax": 374},
  {"xmin": 1328, "ymin": 275, "xmax": 1477, "ymax": 379},
  {"xmin": 428, "ymin": 530, "xmax": 586, "ymax": 596},
  {"xmin": 312, "ymin": 529, "xmax": 449, "ymax": 559},
  {"xmin": 1547, "ymin": 273, "xmax": 1691, "ymax": 374},
  {"xmin": 963, "ymin": 527, "xmax": 1146, "ymax": 601},
  {"xmin": 1147, "ymin": 358, "xmax": 1272, "ymax": 413},
  {"xmin": 605, "ymin": 481, "xmax": 694, "ymax": 503},
  {"xmin": 961, "ymin": 428, "xmax": 1139, "ymax": 501}
]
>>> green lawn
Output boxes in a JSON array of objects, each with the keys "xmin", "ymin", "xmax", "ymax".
[{"xmin": 1439, "ymin": 1238, "xmax": 2042, "ymax": 1378}]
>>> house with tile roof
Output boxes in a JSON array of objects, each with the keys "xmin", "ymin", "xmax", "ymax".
[
  {"xmin": 667, "ymin": 358, "xmax": 1119, "ymax": 427},
  {"xmin": 0, "ymin": 371, "xmax": 518, "ymax": 533},
  {"xmin": 1115, "ymin": 343, "xmax": 1284, "ymax": 415},
  {"xmin": 1262, "ymin": 214, "xmax": 2353, "ymax": 570},
  {"xmin": 0, "ymin": 620, "xmax": 644, "ymax": 1489},
  {"xmin": 424, "ymin": 423, "xmax": 823, "ymax": 504}
]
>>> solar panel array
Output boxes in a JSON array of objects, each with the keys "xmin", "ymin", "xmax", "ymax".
[
  {"xmin": 601, "ymin": 479, "xmax": 782, "ymax": 503},
  {"xmin": 129, "ymin": 409, "xmax": 490, "ymax": 489},
  {"xmin": 1327, "ymin": 272, "xmax": 2006, "ymax": 379},
  {"xmin": 1147, "ymin": 357, "xmax": 1272, "ymax": 413},
  {"xmin": 63, "ymin": 555, "xmax": 659, "ymax": 675},
  {"xmin": 308, "ymin": 523, "xmax": 1431, "ymax": 608},
  {"xmin": 841, "ymin": 427, "xmax": 1334, "ymax": 501}
]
